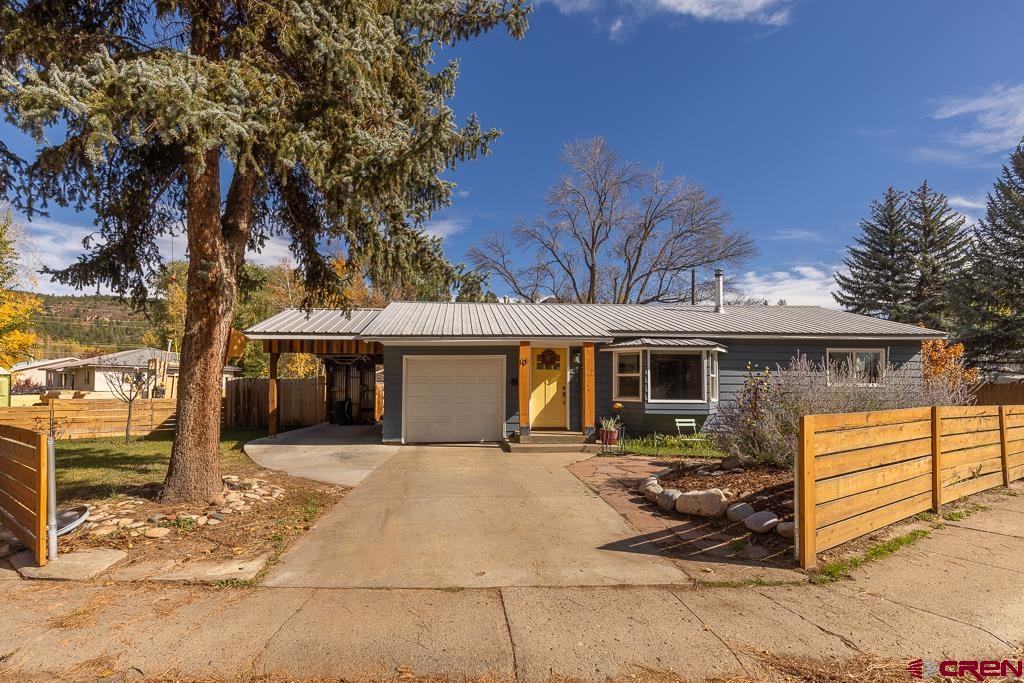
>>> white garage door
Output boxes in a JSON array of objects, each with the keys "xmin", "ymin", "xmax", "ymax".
[{"xmin": 403, "ymin": 356, "xmax": 505, "ymax": 443}]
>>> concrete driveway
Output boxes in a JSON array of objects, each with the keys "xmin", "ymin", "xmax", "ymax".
[
  {"xmin": 245, "ymin": 424, "xmax": 398, "ymax": 487},
  {"xmin": 262, "ymin": 445, "xmax": 689, "ymax": 588}
]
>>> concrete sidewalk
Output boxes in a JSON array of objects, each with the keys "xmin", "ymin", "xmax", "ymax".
[{"xmin": 1, "ymin": 486, "xmax": 1022, "ymax": 681}]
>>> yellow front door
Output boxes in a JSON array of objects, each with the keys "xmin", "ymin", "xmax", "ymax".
[{"xmin": 530, "ymin": 348, "xmax": 567, "ymax": 429}]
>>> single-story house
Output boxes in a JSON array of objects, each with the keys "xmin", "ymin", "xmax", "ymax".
[
  {"xmin": 11, "ymin": 357, "xmax": 79, "ymax": 388},
  {"xmin": 45, "ymin": 348, "xmax": 242, "ymax": 397},
  {"xmin": 246, "ymin": 272, "xmax": 944, "ymax": 444}
]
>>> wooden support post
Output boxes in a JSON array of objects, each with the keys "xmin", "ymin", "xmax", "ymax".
[
  {"xmin": 582, "ymin": 342, "xmax": 595, "ymax": 437},
  {"xmin": 999, "ymin": 404, "xmax": 1011, "ymax": 486},
  {"xmin": 518, "ymin": 341, "xmax": 531, "ymax": 442},
  {"xmin": 797, "ymin": 414, "xmax": 816, "ymax": 570},
  {"xmin": 36, "ymin": 431, "xmax": 48, "ymax": 567},
  {"xmin": 268, "ymin": 352, "xmax": 279, "ymax": 437},
  {"xmin": 931, "ymin": 405, "xmax": 943, "ymax": 513}
]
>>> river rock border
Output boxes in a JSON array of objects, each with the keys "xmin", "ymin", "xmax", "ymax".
[{"xmin": 639, "ymin": 474, "xmax": 793, "ymax": 540}]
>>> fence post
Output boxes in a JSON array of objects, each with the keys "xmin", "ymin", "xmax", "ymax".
[
  {"xmin": 931, "ymin": 406, "xmax": 943, "ymax": 513},
  {"xmin": 999, "ymin": 405, "xmax": 1011, "ymax": 486},
  {"xmin": 797, "ymin": 414, "xmax": 816, "ymax": 570},
  {"xmin": 46, "ymin": 435, "xmax": 56, "ymax": 561}
]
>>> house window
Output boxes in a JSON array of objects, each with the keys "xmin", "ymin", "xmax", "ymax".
[
  {"xmin": 613, "ymin": 351, "xmax": 641, "ymax": 401},
  {"xmin": 710, "ymin": 352, "xmax": 719, "ymax": 402},
  {"xmin": 827, "ymin": 348, "xmax": 884, "ymax": 385},
  {"xmin": 649, "ymin": 352, "xmax": 704, "ymax": 402}
]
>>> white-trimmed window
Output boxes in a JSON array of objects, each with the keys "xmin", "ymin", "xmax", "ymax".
[
  {"xmin": 827, "ymin": 348, "xmax": 884, "ymax": 385},
  {"xmin": 613, "ymin": 351, "xmax": 642, "ymax": 401},
  {"xmin": 710, "ymin": 351, "xmax": 719, "ymax": 402},
  {"xmin": 648, "ymin": 351, "xmax": 705, "ymax": 402}
]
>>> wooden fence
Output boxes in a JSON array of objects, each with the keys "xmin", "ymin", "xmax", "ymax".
[
  {"xmin": 0, "ymin": 425, "xmax": 48, "ymax": 565},
  {"xmin": 0, "ymin": 399, "xmax": 177, "ymax": 440},
  {"xmin": 223, "ymin": 378, "xmax": 326, "ymax": 430},
  {"xmin": 797, "ymin": 404, "xmax": 1024, "ymax": 569},
  {"xmin": 976, "ymin": 383, "xmax": 1024, "ymax": 406}
]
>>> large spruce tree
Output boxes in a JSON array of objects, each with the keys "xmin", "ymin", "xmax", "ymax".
[
  {"xmin": 905, "ymin": 180, "xmax": 970, "ymax": 331},
  {"xmin": 0, "ymin": 0, "xmax": 529, "ymax": 502},
  {"xmin": 833, "ymin": 187, "xmax": 915, "ymax": 320},
  {"xmin": 955, "ymin": 143, "xmax": 1024, "ymax": 372}
]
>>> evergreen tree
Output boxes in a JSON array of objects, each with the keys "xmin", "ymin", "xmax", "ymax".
[
  {"xmin": 833, "ymin": 187, "xmax": 915, "ymax": 320},
  {"xmin": 905, "ymin": 180, "xmax": 970, "ymax": 331},
  {"xmin": 955, "ymin": 143, "xmax": 1024, "ymax": 372},
  {"xmin": 0, "ymin": 0, "xmax": 530, "ymax": 502}
]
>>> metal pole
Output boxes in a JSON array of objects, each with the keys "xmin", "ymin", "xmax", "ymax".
[{"xmin": 46, "ymin": 435, "xmax": 57, "ymax": 561}]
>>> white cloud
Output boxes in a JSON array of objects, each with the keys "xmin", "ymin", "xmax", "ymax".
[
  {"xmin": 736, "ymin": 264, "xmax": 839, "ymax": 307},
  {"xmin": 766, "ymin": 229, "xmax": 828, "ymax": 243},
  {"xmin": 948, "ymin": 195, "xmax": 986, "ymax": 211},
  {"xmin": 546, "ymin": 0, "xmax": 792, "ymax": 26},
  {"xmin": 422, "ymin": 217, "xmax": 469, "ymax": 239},
  {"xmin": 455, "ymin": 189, "xmax": 471, "ymax": 199},
  {"xmin": 19, "ymin": 214, "xmax": 296, "ymax": 295},
  {"xmin": 915, "ymin": 84, "xmax": 1024, "ymax": 164}
]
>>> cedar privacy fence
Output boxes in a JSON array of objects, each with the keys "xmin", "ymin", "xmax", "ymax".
[
  {"xmin": 223, "ymin": 378, "xmax": 325, "ymax": 430},
  {"xmin": 976, "ymin": 383, "xmax": 1024, "ymax": 406},
  {"xmin": 797, "ymin": 405, "xmax": 1024, "ymax": 569},
  {"xmin": 0, "ymin": 398, "xmax": 177, "ymax": 440},
  {"xmin": 0, "ymin": 425, "xmax": 52, "ymax": 566}
]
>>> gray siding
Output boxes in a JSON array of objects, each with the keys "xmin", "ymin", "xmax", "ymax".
[
  {"xmin": 382, "ymin": 346, "xmax": 520, "ymax": 442},
  {"xmin": 597, "ymin": 340, "xmax": 923, "ymax": 436}
]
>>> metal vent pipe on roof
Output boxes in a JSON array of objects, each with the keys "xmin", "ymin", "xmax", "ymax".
[{"xmin": 714, "ymin": 269, "xmax": 725, "ymax": 313}]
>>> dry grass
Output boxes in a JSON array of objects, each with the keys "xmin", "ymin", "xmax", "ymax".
[{"xmin": 46, "ymin": 591, "xmax": 113, "ymax": 629}]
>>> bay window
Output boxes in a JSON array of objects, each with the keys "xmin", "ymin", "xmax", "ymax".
[
  {"xmin": 649, "ymin": 351, "xmax": 704, "ymax": 402},
  {"xmin": 613, "ymin": 351, "xmax": 641, "ymax": 400}
]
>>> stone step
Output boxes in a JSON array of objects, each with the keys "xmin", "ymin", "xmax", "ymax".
[
  {"xmin": 520, "ymin": 431, "xmax": 591, "ymax": 444},
  {"xmin": 502, "ymin": 442, "xmax": 604, "ymax": 454}
]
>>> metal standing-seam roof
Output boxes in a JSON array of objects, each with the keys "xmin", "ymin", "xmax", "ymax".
[
  {"xmin": 604, "ymin": 338, "xmax": 728, "ymax": 351},
  {"xmin": 49, "ymin": 348, "xmax": 180, "ymax": 370},
  {"xmin": 245, "ymin": 308, "xmax": 382, "ymax": 338},
  {"xmin": 358, "ymin": 302, "xmax": 945, "ymax": 340}
]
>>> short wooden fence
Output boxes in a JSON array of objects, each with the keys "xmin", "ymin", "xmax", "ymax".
[
  {"xmin": 224, "ymin": 378, "xmax": 326, "ymax": 430},
  {"xmin": 797, "ymin": 405, "xmax": 1024, "ymax": 569},
  {"xmin": 0, "ymin": 399, "xmax": 177, "ymax": 440},
  {"xmin": 0, "ymin": 425, "xmax": 48, "ymax": 565}
]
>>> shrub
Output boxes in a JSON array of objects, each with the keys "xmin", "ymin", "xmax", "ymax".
[{"xmin": 710, "ymin": 355, "xmax": 975, "ymax": 468}]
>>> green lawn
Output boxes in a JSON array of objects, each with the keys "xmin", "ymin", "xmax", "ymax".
[
  {"xmin": 55, "ymin": 428, "xmax": 266, "ymax": 503},
  {"xmin": 619, "ymin": 433, "xmax": 726, "ymax": 458}
]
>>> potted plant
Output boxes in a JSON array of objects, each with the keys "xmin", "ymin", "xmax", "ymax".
[{"xmin": 599, "ymin": 415, "xmax": 622, "ymax": 446}]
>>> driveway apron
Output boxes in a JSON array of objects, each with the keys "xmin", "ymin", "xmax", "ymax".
[{"xmin": 262, "ymin": 445, "xmax": 689, "ymax": 588}]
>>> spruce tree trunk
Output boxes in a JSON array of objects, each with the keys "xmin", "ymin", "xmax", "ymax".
[{"xmin": 161, "ymin": 150, "xmax": 236, "ymax": 503}]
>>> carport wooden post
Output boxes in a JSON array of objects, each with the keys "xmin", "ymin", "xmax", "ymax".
[
  {"xmin": 268, "ymin": 351, "xmax": 279, "ymax": 437},
  {"xmin": 582, "ymin": 342, "xmax": 595, "ymax": 437},
  {"xmin": 518, "ymin": 341, "xmax": 530, "ymax": 442}
]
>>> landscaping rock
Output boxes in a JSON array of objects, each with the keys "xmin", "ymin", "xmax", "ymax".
[
  {"xmin": 744, "ymin": 511, "xmax": 780, "ymax": 534},
  {"xmin": 196, "ymin": 516, "xmax": 208, "ymax": 526},
  {"xmin": 206, "ymin": 518, "xmax": 222, "ymax": 526},
  {"xmin": 674, "ymin": 489, "xmax": 728, "ymax": 517},
  {"xmin": 148, "ymin": 514, "xmax": 165, "ymax": 523},
  {"xmin": 92, "ymin": 526, "xmax": 117, "ymax": 537},
  {"xmin": 209, "ymin": 512, "xmax": 225, "ymax": 521},
  {"xmin": 726, "ymin": 502, "xmax": 755, "ymax": 523},
  {"xmin": 776, "ymin": 521, "xmax": 795, "ymax": 539},
  {"xmin": 782, "ymin": 499, "xmax": 795, "ymax": 511},
  {"xmin": 209, "ymin": 493, "xmax": 226, "ymax": 507},
  {"xmin": 224, "ymin": 492, "xmax": 242, "ymax": 503},
  {"xmin": 639, "ymin": 476, "xmax": 659, "ymax": 489},
  {"xmin": 144, "ymin": 527, "xmax": 171, "ymax": 539},
  {"xmin": 720, "ymin": 455, "xmax": 742, "ymax": 470},
  {"xmin": 656, "ymin": 488, "xmax": 683, "ymax": 512},
  {"xmin": 643, "ymin": 484, "xmax": 664, "ymax": 502}
]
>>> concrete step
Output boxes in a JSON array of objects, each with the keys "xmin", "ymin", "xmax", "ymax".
[
  {"xmin": 502, "ymin": 442, "xmax": 603, "ymax": 454},
  {"xmin": 520, "ymin": 431, "xmax": 591, "ymax": 445}
]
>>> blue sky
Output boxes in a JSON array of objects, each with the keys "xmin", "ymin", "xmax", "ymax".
[{"xmin": 10, "ymin": 0, "xmax": 1024, "ymax": 304}]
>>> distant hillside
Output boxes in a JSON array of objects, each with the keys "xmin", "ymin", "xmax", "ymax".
[{"xmin": 25, "ymin": 292, "xmax": 159, "ymax": 360}]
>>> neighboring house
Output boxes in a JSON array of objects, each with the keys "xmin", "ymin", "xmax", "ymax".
[
  {"xmin": 44, "ymin": 348, "xmax": 241, "ymax": 397},
  {"xmin": 246, "ymin": 272, "xmax": 945, "ymax": 445},
  {"xmin": 11, "ymin": 357, "xmax": 79, "ymax": 388}
]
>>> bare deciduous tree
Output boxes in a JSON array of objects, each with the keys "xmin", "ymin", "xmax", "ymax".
[
  {"xmin": 468, "ymin": 138, "xmax": 756, "ymax": 303},
  {"xmin": 107, "ymin": 367, "xmax": 156, "ymax": 444}
]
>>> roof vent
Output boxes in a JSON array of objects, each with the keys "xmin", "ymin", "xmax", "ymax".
[{"xmin": 714, "ymin": 269, "xmax": 725, "ymax": 313}]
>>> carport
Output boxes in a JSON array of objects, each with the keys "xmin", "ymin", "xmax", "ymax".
[{"xmin": 245, "ymin": 309, "xmax": 384, "ymax": 436}]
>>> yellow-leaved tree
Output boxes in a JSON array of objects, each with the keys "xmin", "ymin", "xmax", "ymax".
[
  {"xmin": 922, "ymin": 339, "xmax": 980, "ymax": 391},
  {"xmin": 0, "ymin": 208, "xmax": 40, "ymax": 367}
]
